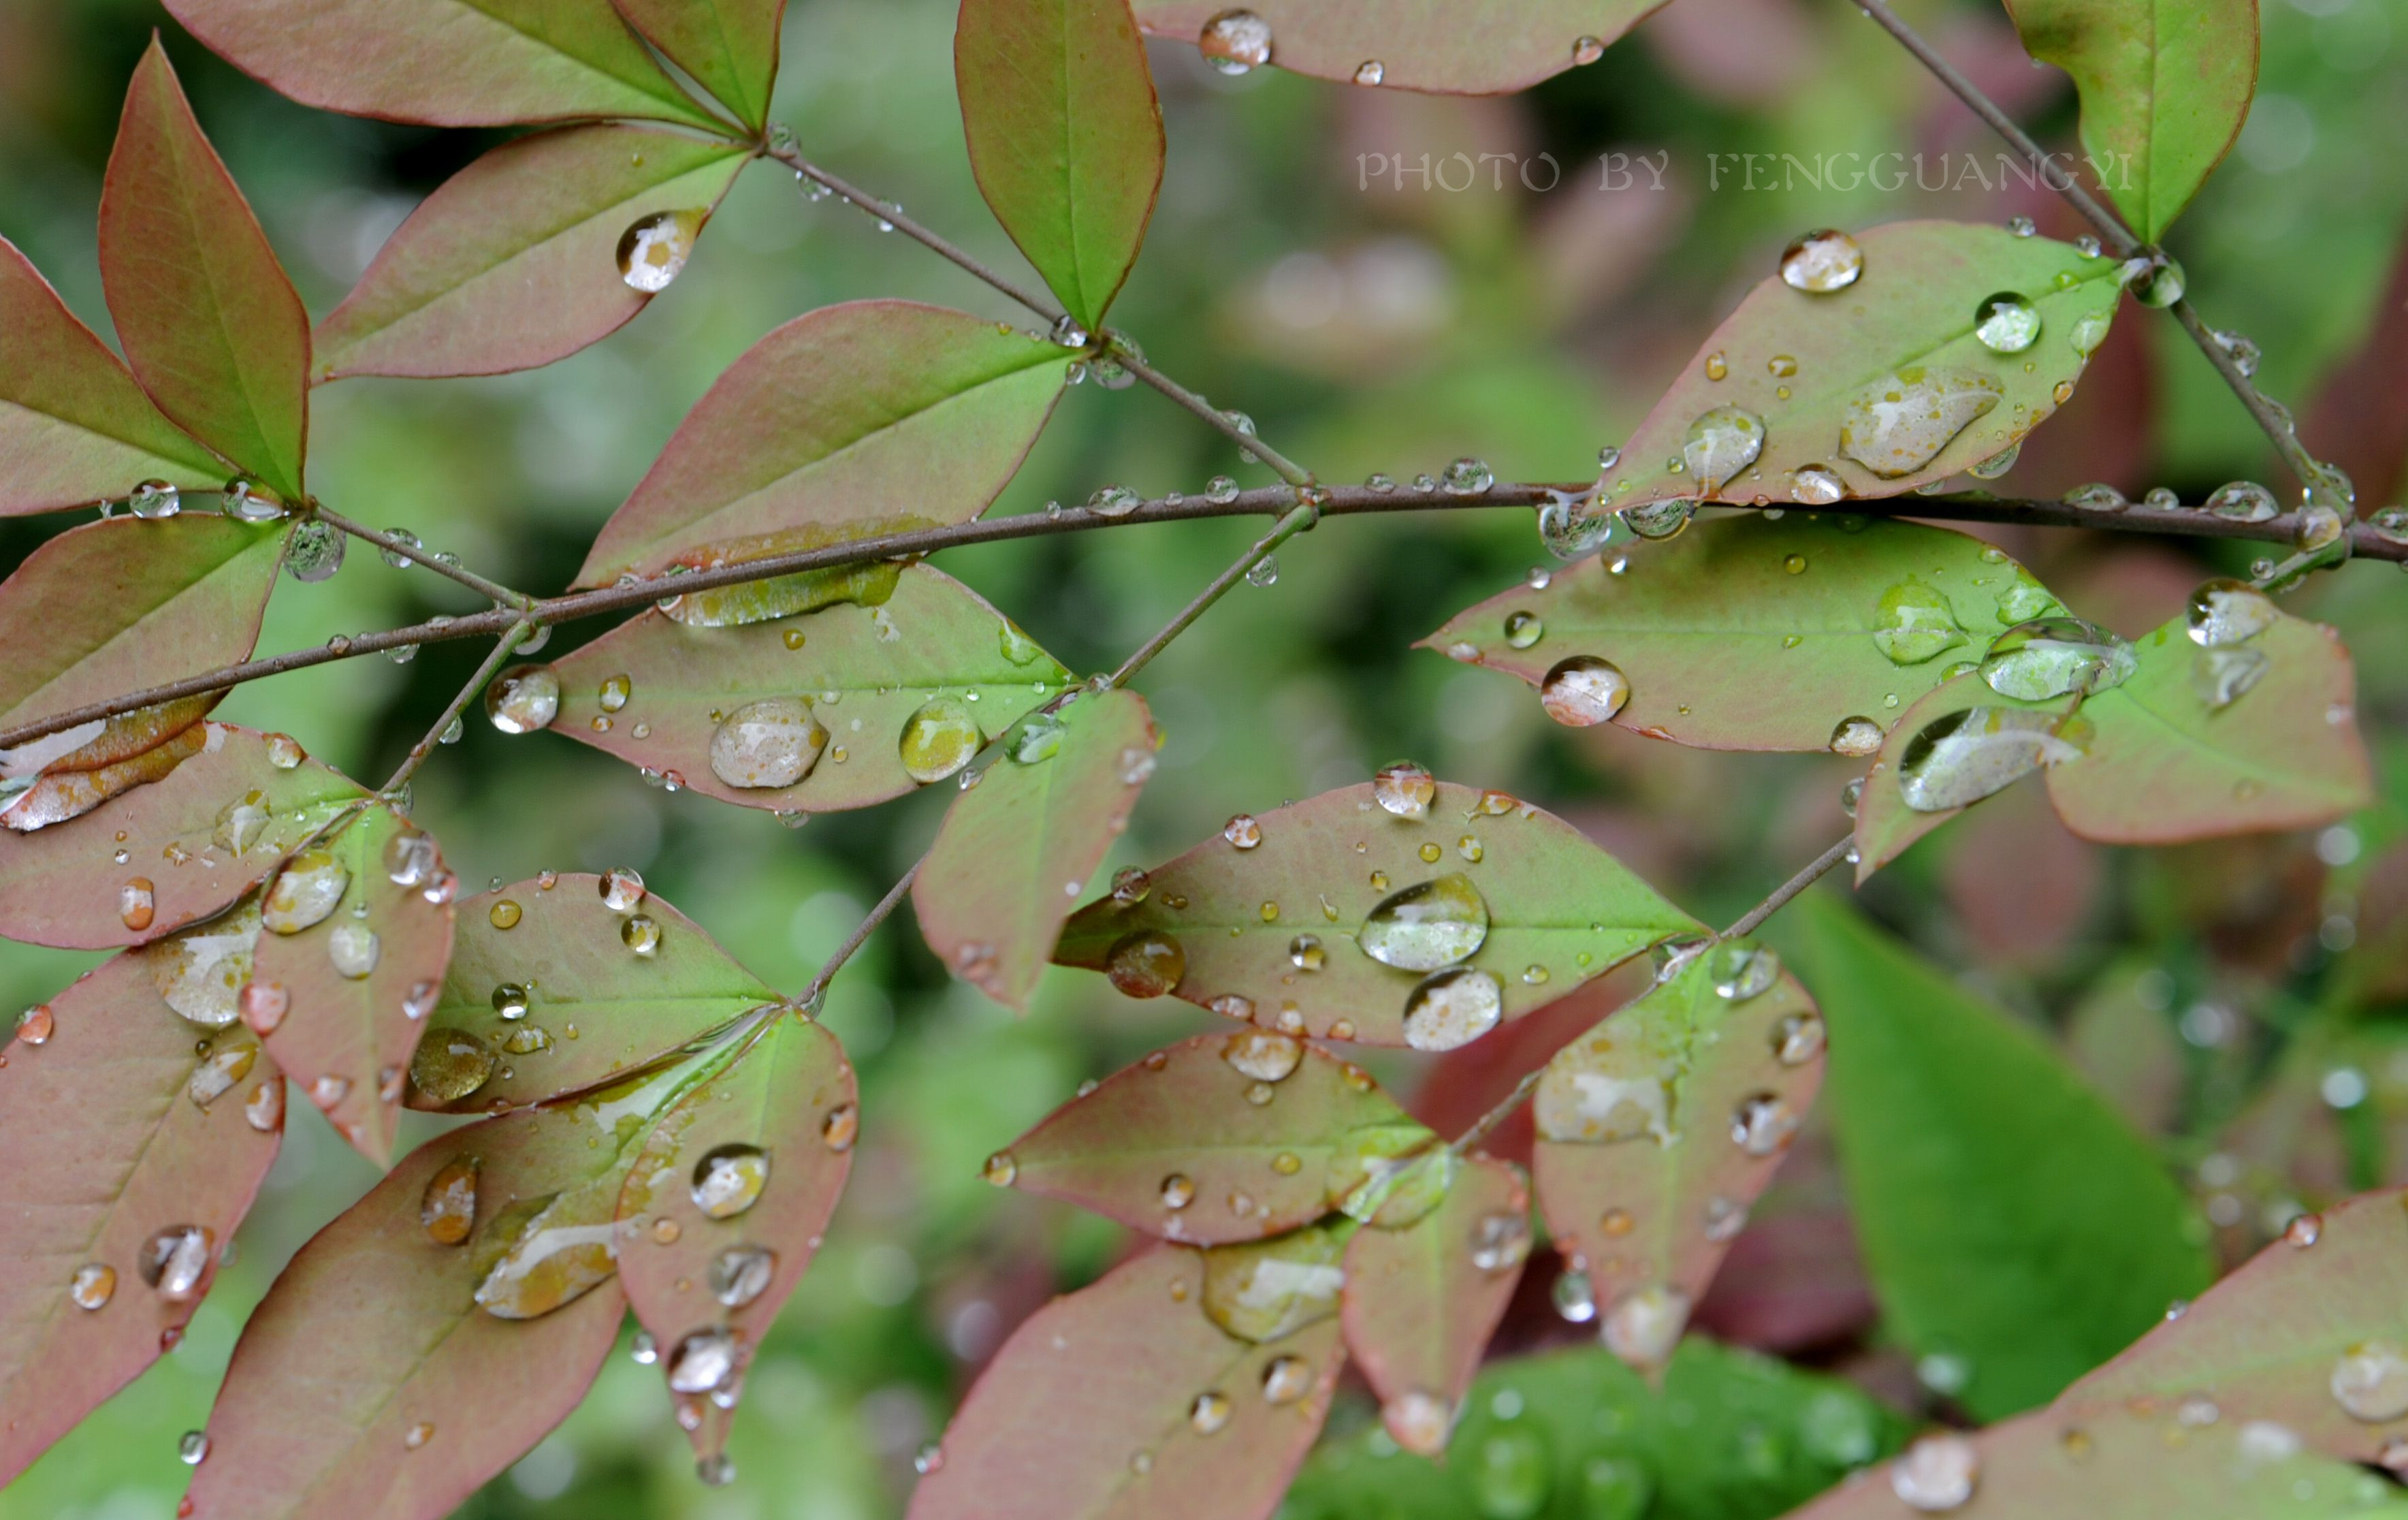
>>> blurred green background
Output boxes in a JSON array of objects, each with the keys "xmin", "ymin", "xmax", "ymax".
[{"xmin": 2, "ymin": 0, "xmax": 2406, "ymax": 1515}]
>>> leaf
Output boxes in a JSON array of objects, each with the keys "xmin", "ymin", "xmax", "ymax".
[
  {"xmin": 957, "ymin": 0, "xmax": 1163, "ymax": 330},
  {"xmin": 1000, "ymin": 1033, "xmax": 1428, "ymax": 1246},
  {"xmin": 0, "ymin": 952, "xmax": 282, "ymax": 1486},
  {"xmin": 2354, "ymin": 842, "xmax": 2408, "ymax": 1005},
  {"xmin": 0, "ymin": 723, "xmax": 365, "ymax": 950},
  {"xmin": 545, "ymin": 565, "xmax": 1076, "ymax": 814},
  {"xmin": 2004, "ymin": 0, "xmax": 2259, "ymax": 242},
  {"xmin": 1850, "ymin": 671, "xmax": 2076, "ymax": 879},
  {"xmin": 611, "ymin": 0, "xmax": 785, "ymax": 131},
  {"xmin": 1425, "ymin": 516, "xmax": 2059, "ymax": 752},
  {"xmin": 1341, "ymin": 1155, "xmax": 1528, "ymax": 1449},
  {"xmin": 1589, "ymin": 222, "xmax": 2121, "ymax": 513},
  {"xmin": 573, "ymin": 300, "xmax": 1067, "ymax": 586},
  {"xmin": 914, "ymin": 686, "xmax": 1157, "ymax": 1009},
  {"xmin": 162, "ymin": 0, "xmax": 722, "ymax": 129},
  {"xmin": 315, "ymin": 125, "xmax": 751, "ymax": 381},
  {"xmin": 411, "ymin": 873, "xmax": 780, "ymax": 1114},
  {"xmin": 1782, "ymin": 1406, "xmax": 2405, "ymax": 1520},
  {"xmin": 613, "ymin": 1011, "xmax": 854, "ymax": 1459},
  {"xmin": 0, "ymin": 236, "xmax": 226, "ymax": 516},
  {"xmin": 99, "ymin": 41, "xmax": 310, "ymax": 501},
  {"xmin": 1127, "ymin": 1, "xmax": 1670, "ymax": 94},
  {"xmin": 1775, "ymin": 893, "xmax": 2211, "ymax": 1421},
  {"xmin": 187, "ymin": 1106, "xmax": 628, "ymax": 1520},
  {"xmin": 906, "ymin": 1246, "xmax": 1344, "ymax": 1520},
  {"xmin": 1532, "ymin": 952, "xmax": 1826, "ymax": 1363},
  {"xmin": 1054, "ymin": 780, "xmax": 1701, "ymax": 1047},
  {"xmin": 2046, "ymin": 603, "xmax": 2373, "ymax": 844},
  {"xmin": 0, "ymin": 516, "xmax": 287, "ymax": 744}
]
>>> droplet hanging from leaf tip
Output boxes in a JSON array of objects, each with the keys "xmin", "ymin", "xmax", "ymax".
[{"xmin": 617, "ymin": 209, "xmax": 705, "ymax": 293}]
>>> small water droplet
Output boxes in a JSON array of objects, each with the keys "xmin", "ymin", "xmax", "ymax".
[
  {"xmin": 621, "ymin": 915, "xmax": 662, "ymax": 956},
  {"xmin": 1468, "ymin": 1209, "xmax": 1530, "ymax": 1271},
  {"xmin": 691, "ymin": 1145, "xmax": 770, "ymax": 1220},
  {"xmin": 1105, "ymin": 930, "xmax": 1186, "ymax": 998},
  {"xmin": 1383, "ymin": 1390, "xmax": 1452, "ymax": 1455},
  {"xmin": 1372, "ymin": 760, "xmax": 1435, "ymax": 818},
  {"xmin": 1199, "ymin": 8, "xmax": 1272, "ymax": 73},
  {"xmin": 1602, "ymin": 1284, "xmax": 1690, "ymax": 1368},
  {"xmin": 1352, "ymin": 58, "xmax": 1385, "ymax": 84},
  {"xmin": 420, "ymin": 1156, "xmax": 479, "ymax": 1245},
  {"xmin": 2121, "ymin": 252, "xmax": 2185, "ymax": 308},
  {"xmin": 1539, "ymin": 656, "xmax": 1629, "ymax": 727},
  {"xmin": 1679, "ymin": 407, "xmax": 1765, "ymax": 496},
  {"xmin": 483, "ymin": 664, "xmax": 560, "ymax": 735},
  {"xmin": 711, "ymin": 1245, "xmax": 778, "ymax": 1308},
  {"xmin": 1224, "ymin": 1030, "xmax": 1302, "ymax": 1082},
  {"xmin": 1503, "ymin": 610, "xmax": 1544, "ymax": 648},
  {"xmin": 327, "ymin": 921, "xmax": 381, "ymax": 979},
  {"xmin": 119, "ymin": 877, "xmax": 156, "ymax": 932},
  {"xmin": 1972, "ymin": 291, "xmax": 2041, "ymax": 353},
  {"xmin": 667, "ymin": 1327, "xmax": 739, "ymax": 1393},
  {"xmin": 14, "ymin": 1002, "xmax": 54, "ymax": 1045},
  {"xmin": 1731, "ymin": 1092, "xmax": 1798, "ymax": 1154},
  {"xmin": 137, "ymin": 1224, "xmax": 213, "ymax": 1300},
  {"xmin": 1979, "ymin": 617, "xmax": 2136, "ymax": 700},
  {"xmin": 1891, "ymin": 1431, "xmax": 1978, "ymax": 1511},
  {"xmin": 1441, "ymin": 457, "xmax": 1494, "ymax": 495},
  {"xmin": 285, "ymin": 520, "xmax": 346, "ymax": 583},
  {"xmin": 70, "ymin": 1262, "xmax": 115, "ymax": 1310},
  {"xmin": 1780, "ymin": 229, "xmax": 1863, "ymax": 292}
]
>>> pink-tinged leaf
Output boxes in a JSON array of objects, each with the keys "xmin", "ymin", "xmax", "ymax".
[
  {"xmin": 0, "ymin": 515, "xmax": 286, "ymax": 744},
  {"xmin": 611, "ymin": 0, "xmax": 785, "ymax": 130},
  {"xmin": 1851, "ymin": 671, "xmax": 2076, "ymax": 881},
  {"xmin": 315, "ymin": 125, "xmax": 750, "ymax": 382},
  {"xmin": 0, "ymin": 723, "xmax": 363, "ymax": 949},
  {"xmin": 1129, "ymin": 1, "xmax": 1669, "ymax": 94},
  {"xmin": 915, "ymin": 687, "xmax": 1157, "ymax": 1009},
  {"xmin": 0, "ymin": 952, "xmax": 281, "ymax": 1485},
  {"xmin": 1783, "ymin": 1404, "xmax": 2398, "ymax": 1520},
  {"xmin": 2354, "ymin": 843, "xmax": 2408, "ymax": 1004},
  {"xmin": 957, "ymin": 0, "xmax": 1163, "ymax": 330},
  {"xmin": 614, "ymin": 1012, "xmax": 854, "ymax": 1459},
  {"xmin": 1001, "ymin": 1033, "xmax": 1427, "ymax": 1246},
  {"xmin": 1055, "ymin": 780, "xmax": 1701, "ymax": 1047},
  {"xmin": 413, "ymin": 873, "xmax": 779, "ymax": 1114},
  {"xmin": 0, "ymin": 236, "xmax": 226, "ymax": 516},
  {"xmin": 2064, "ymin": 958, "xmax": 2184, "ymax": 1138},
  {"xmin": 162, "ymin": 0, "xmax": 722, "ymax": 129},
  {"xmin": 2302, "ymin": 227, "xmax": 2408, "ymax": 508},
  {"xmin": 1533, "ymin": 955, "xmax": 1824, "ymax": 1365},
  {"xmin": 545, "ymin": 565, "xmax": 1075, "ymax": 814},
  {"xmin": 1587, "ymin": 222, "xmax": 2119, "ymax": 514},
  {"xmin": 1341, "ymin": 1155, "xmax": 1528, "ymax": 1449},
  {"xmin": 1425, "ymin": 516, "xmax": 2057, "ymax": 753},
  {"xmin": 99, "ymin": 42, "xmax": 310, "ymax": 500},
  {"xmin": 1, "ymin": 693, "xmax": 219, "ymax": 835},
  {"xmin": 908, "ymin": 1247, "xmax": 1344, "ymax": 1520},
  {"xmin": 187, "ymin": 1107, "xmax": 628, "ymax": 1520},
  {"xmin": 573, "ymin": 301, "xmax": 1067, "ymax": 586},
  {"xmin": 251, "ymin": 802, "xmax": 455, "ymax": 1165},
  {"xmin": 2046, "ymin": 603, "xmax": 2372, "ymax": 844}
]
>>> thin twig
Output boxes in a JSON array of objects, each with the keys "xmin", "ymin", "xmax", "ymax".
[
  {"xmin": 379, "ymin": 620, "xmax": 534, "ymax": 796},
  {"xmin": 1110, "ymin": 504, "xmax": 1320, "ymax": 686},
  {"xmin": 2164, "ymin": 299, "xmax": 2332, "ymax": 492},
  {"xmin": 1110, "ymin": 346, "xmax": 1317, "ymax": 488},
  {"xmin": 316, "ymin": 505, "xmax": 536, "ymax": 610},
  {"xmin": 795, "ymin": 859, "xmax": 923, "ymax": 1011}
]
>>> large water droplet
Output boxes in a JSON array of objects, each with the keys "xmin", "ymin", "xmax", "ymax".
[
  {"xmin": 1872, "ymin": 578, "xmax": 1968, "ymax": 665},
  {"xmin": 1779, "ymin": 229, "xmax": 1863, "ymax": 292},
  {"xmin": 1383, "ymin": 1390, "xmax": 1452, "ymax": 1456},
  {"xmin": 1897, "ymin": 708, "xmax": 2082, "ymax": 812},
  {"xmin": 1539, "ymin": 656, "xmax": 1629, "ymax": 727},
  {"xmin": 2205, "ymin": 481, "xmax": 2279, "ymax": 523},
  {"xmin": 410, "ymin": 1029, "xmax": 494, "ymax": 1103},
  {"xmin": 667, "ymin": 1327, "xmax": 739, "ymax": 1393},
  {"xmin": 1189, "ymin": 1390, "xmax": 1233, "ymax": 1435},
  {"xmin": 1710, "ymin": 943, "xmax": 1778, "ymax": 1000},
  {"xmin": 1441, "ymin": 457, "xmax": 1494, "ymax": 495},
  {"xmin": 1979, "ymin": 618, "xmax": 2135, "ymax": 700},
  {"xmin": 1891, "ymin": 1431, "xmax": 1978, "ymax": 1512},
  {"xmin": 2122, "ymin": 252, "xmax": 2185, "ymax": 308},
  {"xmin": 285, "ymin": 520, "xmax": 345, "ymax": 582},
  {"xmin": 710, "ymin": 1245, "xmax": 777, "ymax": 1308},
  {"xmin": 691, "ymin": 1145, "xmax": 770, "ymax": 1220},
  {"xmin": 421, "ymin": 1156, "xmax": 479, "ymax": 1245},
  {"xmin": 709, "ymin": 698, "xmax": 826, "ymax": 789},
  {"xmin": 2332, "ymin": 1341, "xmax": 2408, "ymax": 1422},
  {"xmin": 1105, "ymin": 930, "xmax": 1185, "ymax": 997},
  {"xmin": 138, "ymin": 1224, "xmax": 213, "ymax": 1300},
  {"xmin": 1225, "ymin": 1030, "xmax": 1302, "ymax": 1082},
  {"xmin": 1601, "ymin": 1284, "xmax": 1690, "ymax": 1368},
  {"xmin": 1199, "ymin": 8, "xmax": 1272, "ymax": 73},
  {"xmin": 263, "ymin": 850, "xmax": 349, "ymax": 934},
  {"xmin": 898, "ymin": 696, "xmax": 982, "ymax": 784},
  {"xmin": 598, "ymin": 868, "xmax": 646, "ymax": 913},
  {"xmin": 147, "ymin": 901, "xmax": 261, "ymax": 1028},
  {"xmin": 1553, "ymin": 1268, "xmax": 1598, "ymax": 1323},
  {"xmin": 1829, "ymin": 716, "xmax": 1883, "ymax": 757},
  {"xmin": 1359, "ymin": 874, "xmax": 1490, "ymax": 971},
  {"xmin": 617, "ymin": 210, "xmax": 705, "ymax": 292},
  {"xmin": 1621, "ymin": 498, "xmax": 1696, "ymax": 541},
  {"xmin": 1004, "ymin": 708, "xmax": 1067, "ymax": 764},
  {"xmin": 1680, "ymin": 408, "xmax": 1766, "ymax": 495},
  {"xmin": 2192, "ymin": 646, "xmax": 2268, "ymax": 709},
  {"xmin": 484, "ymin": 665, "xmax": 560, "ymax": 735},
  {"xmin": 1403, "ymin": 968, "xmax": 1503, "ymax": 1051},
  {"xmin": 327, "ymin": 922, "xmax": 381, "ymax": 979},
  {"xmin": 1791, "ymin": 464, "xmax": 1845, "ymax": 505},
  {"xmin": 183, "ymin": 1040, "xmax": 251, "ymax": 1109},
  {"xmin": 1200, "ymin": 1222, "xmax": 1347, "ymax": 1342},
  {"xmin": 2185, "ymin": 579, "xmax": 2277, "ymax": 647},
  {"xmin": 1971, "ymin": 291, "xmax": 2040, "ymax": 353},
  {"xmin": 1840, "ymin": 370, "xmax": 2002, "ymax": 478}
]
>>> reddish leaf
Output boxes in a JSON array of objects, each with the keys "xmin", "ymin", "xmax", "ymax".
[
  {"xmin": 573, "ymin": 301, "xmax": 1067, "ymax": 586},
  {"xmin": 1533, "ymin": 954, "xmax": 1824, "ymax": 1366},
  {"xmin": 1851, "ymin": 671, "xmax": 2076, "ymax": 880},
  {"xmin": 251, "ymin": 802, "xmax": 456, "ymax": 1165},
  {"xmin": 1426, "ymin": 516, "xmax": 2058, "ymax": 753},
  {"xmin": 413, "ymin": 873, "xmax": 780, "ymax": 1114},
  {"xmin": 611, "ymin": 0, "xmax": 785, "ymax": 130},
  {"xmin": 2302, "ymin": 227, "xmax": 2408, "ymax": 508},
  {"xmin": 544, "ymin": 566, "xmax": 1076, "ymax": 814},
  {"xmin": 1054, "ymin": 780, "xmax": 1701, "ymax": 1047},
  {"xmin": 1000, "ymin": 1033, "xmax": 1428, "ymax": 1246},
  {"xmin": 163, "ymin": 0, "xmax": 722, "ymax": 129},
  {"xmin": 1, "ymin": 694, "xmax": 219, "ymax": 835},
  {"xmin": 0, "ymin": 723, "xmax": 364, "ymax": 950},
  {"xmin": 0, "ymin": 236, "xmax": 226, "ymax": 516},
  {"xmin": 315, "ymin": 125, "xmax": 750, "ymax": 381},
  {"xmin": 100, "ymin": 42, "xmax": 310, "ymax": 500},
  {"xmin": 915, "ymin": 687, "xmax": 1157, "ymax": 1009},
  {"xmin": 957, "ymin": 0, "xmax": 1163, "ymax": 330},
  {"xmin": 614, "ymin": 1011, "xmax": 854, "ymax": 1460},
  {"xmin": 1341, "ymin": 1155, "xmax": 1528, "ymax": 1450},
  {"xmin": 1129, "ymin": 1, "xmax": 1671, "ymax": 94},
  {"xmin": 908, "ymin": 1247, "xmax": 1343, "ymax": 1520},
  {"xmin": 0, "ymin": 951, "xmax": 282, "ymax": 1485},
  {"xmin": 187, "ymin": 1106, "xmax": 628, "ymax": 1520}
]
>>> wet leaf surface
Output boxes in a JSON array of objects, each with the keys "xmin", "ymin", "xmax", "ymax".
[
  {"xmin": 611, "ymin": 0, "xmax": 785, "ymax": 129},
  {"xmin": 1128, "ymin": 0, "xmax": 1671, "ymax": 95},
  {"xmin": 1851, "ymin": 670, "xmax": 2075, "ymax": 879}
]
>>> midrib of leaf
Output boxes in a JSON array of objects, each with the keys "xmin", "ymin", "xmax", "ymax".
[
  {"xmin": 0, "ymin": 390, "xmax": 219, "ymax": 479},
  {"xmin": 2142, "ymin": 0, "xmax": 2165, "ymax": 237},
  {"xmin": 453, "ymin": 0, "xmax": 705, "ymax": 121},
  {"xmin": 165, "ymin": 126, "xmax": 288, "ymax": 488},
  {"xmin": 692, "ymin": 3, "xmax": 758, "ymax": 125},
  {"xmin": 1053, "ymin": 3, "xmax": 1092, "ymax": 321},
  {"xmin": 1092, "ymin": 1325, "xmax": 1271, "ymax": 1518}
]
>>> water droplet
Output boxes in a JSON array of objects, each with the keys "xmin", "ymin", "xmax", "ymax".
[
  {"xmin": 1359, "ymin": 874, "xmax": 1489, "ymax": 971},
  {"xmin": 2185, "ymin": 579, "xmax": 2277, "ymax": 647},
  {"xmin": 1441, "ymin": 457, "xmax": 1494, "ymax": 495},
  {"xmin": 2062, "ymin": 482, "xmax": 2128, "ymax": 513},
  {"xmin": 1539, "ymin": 656, "xmax": 1629, "ymax": 727},
  {"xmin": 1224, "ymin": 1030, "xmax": 1302, "ymax": 1082},
  {"xmin": 1402, "ymin": 968, "xmax": 1503, "ymax": 1051},
  {"xmin": 1710, "ymin": 943, "xmax": 1779, "ymax": 1000},
  {"xmin": 118, "ymin": 877, "xmax": 156, "ymax": 932},
  {"xmin": 1731, "ymin": 1092, "xmax": 1798, "ymax": 1155},
  {"xmin": 982, "ymin": 1150, "xmax": 1018, "ymax": 1186},
  {"xmin": 1979, "ymin": 617, "xmax": 2135, "ymax": 699},
  {"xmin": 138, "ymin": 1225, "xmax": 213, "ymax": 1300},
  {"xmin": 1383, "ymin": 1390, "xmax": 1452, "ymax": 1456},
  {"xmin": 1779, "ymin": 229, "xmax": 1863, "ymax": 292},
  {"xmin": 71, "ymin": 1262, "xmax": 116, "ymax": 1310},
  {"xmin": 15, "ymin": 1002, "xmax": 54, "ymax": 1045},
  {"xmin": 1105, "ymin": 930, "xmax": 1185, "ymax": 997},
  {"xmin": 2296, "ymin": 502, "xmax": 2349, "ymax": 552},
  {"xmin": 327, "ymin": 921, "xmax": 381, "ymax": 979},
  {"xmin": 1200, "ymin": 8, "xmax": 1272, "ymax": 73},
  {"xmin": 1840, "ymin": 370, "xmax": 2003, "ymax": 478},
  {"xmin": 2121, "ymin": 252, "xmax": 2185, "ymax": 308},
  {"xmin": 1620, "ymin": 497, "xmax": 1695, "ymax": 541},
  {"xmin": 1602, "ymin": 1284, "xmax": 1690, "ymax": 1368},
  {"xmin": 691, "ymin": 1145, "xmax": 770, "ymax": 1220},
  {"xmin": 1552, "ymin": 1268, "xmax": 1598, "ymax": 1323},
  {"xmin": 285, "ymin": 519, "xmax": 345, "ymax": 583},
  {"xmin": 1971, "ymin": 291, "xmax": 2040, "ymax": 353},
  {"xmin": 617, "ymin": 209, "xmax": 705, "ymax": 292},
  {"xmin": 421, "ymin": 1156, "xmax": 479, "ymax": 1245},
  {"xmin": 1372, "ymin": 760, "xmax": 1435, "ymax": 819},
  {"xmin": 1787, "ymin": 463, "xmax": 1846, "ymax": 505},
  {"xmin": 1469, "ymin": 1209, "xmax": 1531, "ymax": 1271},
  {"xmin": 1496, "ymin": 609, "xmax": 1547, "ymax": 652},
  {"xmin": 1891, "ymin": 1431, "xmax": 1978, "ymax": 1511},
  {"xmin": 710, "ymin": 1245, "xmax": 777, "ymax": 1309},
  {"xmin": 898, "ymin": 697, "xmax": 982, "ymax": 784},
  {"xmin": 403, "ymin": 1421, "xmax": 436, "ymax": 1451},
  {"xmin": 1573, "ymin": 33, "xmax": 1607, "ymax": 64},
  {"xmin": 621, "ymin": 915, "xmax": 662, "ymax": 957},
  {"xmin": 180, "ymin": 1430, "xmax": 210, "ymax": 1465},
  {"xmin": 598, "ymin": 868, "xmax": 646, "ymax": 913},
  {"xmin": 1678, "ymin": 407, "xmax": 1766, "ymax": 496},
  {"xmin": 710, "ymin": 698, "xmax": 827, "ymax": 789},
  {"xmin": 121, "ymin": 479, "xmax": 182, "ymax": 520},
  {"xmin": 411, "ymin": 1031, "xmax": 494, "ymax": 1104},
  {"xmin": 1898, "ymin": 707, "xmax": 2081, "ymax": 812},
  {"xmin": 484, "ymin": 664, "xmax": 560, "ymax": 735},
  {"xmin": 263, "ymin": 849, "xmax": 348, "ymax": 933},
  {"xmin": 1872, "ymin": 578, "xmax": 1968, "ymax": 665},
  {"xmin": 667, "ymin": 1327, "xmax": 739, "ymax": 1393},
  {"xmin": 1969, "ymin": 441, "xmax": 2021, "ymax": 480},
  {"xmin": 2192, "ymin": 645, "xmax": 2268, "ymax": 709},
  {"xmin": 2332, "ymin": 1340, "xmax": 2408, "ymax": 1421},
  {"xmin": 1223, "ymin": 814, "xmax": 1263, "ymax": 849}
]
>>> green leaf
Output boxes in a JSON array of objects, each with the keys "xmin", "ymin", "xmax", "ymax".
[
  {"xmin": 914, "ymin": 686, "xmax": 1157, "ymax": 1009},
  {"xmin": 1426, "ymin": 516, "xmax": 2059, "ymax": 752},
  {"xmin": 315, "ymin": 125, "xmax": 751, "ymax": 381},
  {"xmin": 612, "ymin": 0, "xmax": 785, "ymax": 130},
  {"xmin": 1775, "ymin": 893, "xmax": 2212, "ymax": 1421},
  {"xmin": 0, "ymin": 236, "xmax": 225, "ymax": 516},
  {"xmin": 100, "ymin": 41, "xmax": 310, "ymax": 500},
  {"xmin": 545, "ymin": 566, "xmax": 1076, "ymax": 816},
  {"xmin": 1127, "ymin": 0, "xmax": 1671, "ymax": 93},
  {"xmin": 957, "ymin": 0, "xmax": 1163, "ymax": 330},
  {"xmin": 907, "ymin": 1247, "xmax": 1343, "ymax": 1520},
  {"xmin": 2005, "ymin": 0, "xmax": 2259, "ymax": 242},
  {"xmin": 573, "ymin": 301, "xmax": 1068, "ymax": 586},
  {"xmin": 251, "ymin": 802, "xmax": 455, "ymax": 1165},
  {"xmin": 0, "ymin": 952, "xmax": 282, "ymax": 1487},
  {"xmin": 1055, "ymin": 778, "xmax": 1701, "ymax": 1047},
  {"xmin": 999, "ymin": 1032, "xmax": 1428, "ymax": 1246},
  {"xmin": 1850, "ymin": 669, "xmax": 2078, "ymax": 878},
  {"xmin": 412, "ymin": 872, "xmax": 778, "ymax": 1113},
  {"xmin": 187, "ymin": 1105, "xmax": 630, "ymax": 1520},
  {"xmin": 1532, "ymin": 951, "xmax": 1825, "ymax": 1366},
  {"xmin": 163, "ymin": 0, "xmax": 723, "ymax": 129},
  {"xmin": 1590, "ymin": 222, "xmax": 2120, "ymax": 513},
  {"xmin": 2046, "ymin": 600, "xmax": 2373, "ymax": 844}
]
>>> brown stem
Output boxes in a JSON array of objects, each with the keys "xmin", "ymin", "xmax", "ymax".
[
  {"xmin": 316, "ymin": 506, "xmax": 536, "ymax": 611},
  {"xmin": 379, "ymin": 620, "xmax": 534, "ymax": 795},
  {"xmin": 794, "ymin": 859, "xmax": 922, "ymax": 1011},
  {"xmin": 1110, "ymin": 504, "xmax": 1320, "ymax": 686}
]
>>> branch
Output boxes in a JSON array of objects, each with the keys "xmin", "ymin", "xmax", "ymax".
[
  {"xmin": 1109, "ymin": 344, "xmax": 1317, "ymax": 488},
  {"xmin": 1110, "ymin": 503, "xmax": 1319, "ymax": 685},
  {"xmin": 794, "ymin": 858, "xmax": 922, "ymax": 1013},
  {"xmin": 379, "ymin": 620, "xmax": 534, "ymax": 795},
  {"xmin": 315, "ymin": 505, "xmax": 535, "ymax": 611}
]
